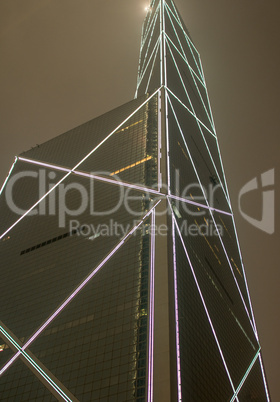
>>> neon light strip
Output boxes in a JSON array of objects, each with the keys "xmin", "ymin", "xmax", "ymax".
[
  {"xmin": 145, "ymin": 41, "xmax": 161, "ymax": 93},
  {"xmin": 172, "ymin": 214, "xmax": 237, "ymax": 395},
  {"xmin": 0, "ymin": 157, "xmax": 18, "ymax": 196},
  {"xmin": 166, "ymin": 87, "xmax": 216, "ymax": 138},
  {"xmin": 230, "ymin": 349, "xmax": 261, "ymax": 402},
  {"xmin": 0, "ymin": 201, "xmax": 161, "ymax": 376},
  {"xmin": 166, "ymin": 0, "xmax": 203, "ymax": 81},
  {"xmin": 138, "ymin": 9, "xmax": 160, "ymax": 83},
  {"xmin": 168, "ymin": 194, "xmax": 233, "ymax": 217},
  {"xmin": 0, "ymin": 326, "xmax": 72, "ymax": 401},
  {"xmin": 141, "ymin": 3, "xmax": 160, "ymax": 54},
  {"xmin": 170, "ymin": 204, "xmax": 182, "ymax": 401},
  {"xmin": 158, "ymin": 91, "xmax": 162, "ymax": 191},
  {"xmin": 1, "ymin": 89, "xmax": 160, "ymax": 240},
  {"xmin": 166, "ymin": 38, "xmax": 214, "ymax": 133},
  {"xmin": 137, "ymin": 37, "xmax": 161, "ymax": 90},
  {"xmin": 164, "ymin": 24, "xmax": 205, "ymax": 88},
  {"xmin": 159, "ymin": 0, "xmax": 163, "ymax": 86},
  {"xmin": 167, "ymin": 99, "xmax": 254, "ymax": 330},
  {"xmin": 147, "ymin": 209, "xmax": 155, "ymax": 402},
  {"xmin": 258, "ymin": 355, "xmax": 270, "ymax": 401}
]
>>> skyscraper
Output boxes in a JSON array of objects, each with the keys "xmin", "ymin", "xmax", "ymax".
[{"xmin": 0, "ymin": 0, "xmax": 270, "ymax": 400}]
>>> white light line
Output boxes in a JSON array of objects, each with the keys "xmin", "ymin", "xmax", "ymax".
[
  {"xmin": 164, "ymin": 31, "xmax": 205, "ymax": 88},
  {"xmin": 147, "ymin": 209, "xmax": 155, "ymax": 402},
  {"xmin": 168, "ymin": 97, "xmax": 255, "ymax": 330},
  {"xmin": 166, "ymin": 87, "xmax": 216, "ymax": 138},
  {"xmin": 0, "ymin": 157, "xmax": 18, "ymax": 196},
  {"xmin": 230, "ymin": 349, "xmax": 261, "ymax": 402},
  {"xmin": 137, "ymin": 37, "xmax": 161, "ymax": 91},
  {"xmin": 170, "ymin": 203, "xmax": 182, "ymax": 402},
  {"xmin": 141, "ymin": 3, "xmax": 160, "ymax": 53},
  {"xmin": 158, "ymin": 91, "xmax": 162, "ymax": 191},
  {"xmin": 166, "ymin": 1, "xmax": 203, "ymax": 80},
  {"xmin": 0, "ymin": 326, "xmax": 73, "ymax": 401},
  {"xmin": 18, "ymin": 157, "xmax": 71, "ymax": 173},
  {"xmin": 145, "ymin": 40, "xmax": 161, "ymax": 94},
  {"xmin": 1, "ymin": 89, "xmax": 160, "ymax": 240},
  {"xmin": 168, "ymin": 194, "xmax": 233, "ymax": 217},
  {"xmin": 135, "ymin": 18, "xmax": 145, "ymax": 97},
  {"xmin": 0, "ymin": 201, "xmax": 161, "ymax": 377},
  {"xmin": 172, "ymin": 213, "xmax": 237, "ymax": 395},
  {"xmin": 258, "ymin": 355, "xmax": 270, "ymax": 401},
  {"xmin": 139, "ymin": 12, "xmax": 160, "ymax": 81}
]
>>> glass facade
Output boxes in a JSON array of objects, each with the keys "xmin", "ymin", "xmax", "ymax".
[{"xmin": 0, "ymin": 0, "xmax": 269, "ymax": 401}]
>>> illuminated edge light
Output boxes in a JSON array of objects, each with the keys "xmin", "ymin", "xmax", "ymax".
[
  {"xmin": 164, "ymin": 19, "xmax": 204, "ymax": 89},
  {"xmin": 147, "ymin": 209, "xmax": 155, "ymax": 402},
  {"xmin": 0, "ymin": 157, "xmax": 18, "ymax": 196},
  {"xmin": 167, "ymin": 98, "xmax": 255, "ymax": 332},
  {"xmin": 166, "ymin": 87, "xmax": 216, "ymax": 138},
  {"xmin": 135, "ymin": 16, "xmax": 145, "ymax": 97},
  {"xmin": 165, "ymin": 38, "xmax": 215, "ymax": 135},
  {"xmin": 258, "ymin": 355, "xmax": 270, "ymax": 401},
  {"xmin": 145, "ymin": 41, "xmax": 161, "ymax": 94},
  {"xmin": 0, "ymin": 326, "xmax": 73, "ymax": 401},
  {"xmin": 137, "ymin": 37, "xmax": 161, "ymax": 91},
  {"xmin": 158, "ymin": 91, "xmax": 162, "ymax": 191},
  {"xmin": 140, "ymin": 9, "xmax": 159, "ymax": 76},
  {"xmin": 166, "ymin": 0, "xmax": 203, "ymax": 81},
  {"xmin": 172, "ymin": 213, "xmax": 237, "ymax": 396},
  {"xmin": 0, "ymin": 201, "xmax": 162, "ymax": 377},
  {"xmin": 167, "ymin": 89, "xmax": 231, "ymax": 207},
  {"xmin": 141, "ymin": 0, "xmax": 159, "ymax": 54},
  {"xmin": 169, "ymin": 202, "xmax": 182, "ymax": 401},
  {"xmin": 17, "ymin": 156, "xmax": 233, "ymax": 217},
  {"xmin": 229, "ymin": 349, "xmax": 261, "ymax": 402},
  {"xmin": 0, "ymin": 89, "xmax": 161, "ymax": 240}
]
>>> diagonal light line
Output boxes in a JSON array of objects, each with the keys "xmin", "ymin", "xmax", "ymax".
[
  {"xmin": 230, "ymin": 349, "xmax": 261, "ymax": 402},
  {"xmin": 0, "ymin": 157, "xmax": 18, "ymax": 196},
  {"xmin": 168, "ymin": 194, "xmax": 233, "ymax": 217},
  {"xmin": 141, "ymin": 3, "xmax": 160, "ymax": 54},
  {"xmin": 0, "ymin": 89, "xmax": 160, "ymax": 241},
  {"xmin": 170, "ymin": 205, "xmax": 182, "ymax": 402},
  {"xmin": 0, "ymin": 200, "xmax": 161, "ymax": 377},
  {"xmin": 145, "ymin": 40, "xmax": 161, "ymax": 93},
  {"xmin": 171, "ymin": 209, "xmax": 237, "ymax": 395},
  {"xmin": 164, "ymin": 32, "xmax": 205, "ymax": 88},
  {"xmin": 165, "ymin": 39, "xmax": 215, "ymax": 134},
  {"xmin": 166, "ymin": 1, "xmax": 203, "ymax": 81},
  {"xmin": 0, "ymin": 326, "xmax": 73, "ymax": 401},
  {"xmin": 147, "ymin": 209, "xmax": 155, "ymax": 402},
  {"xmin": 167, "ymin": 85, "xmax": 230, "ymax": 205},
  {"xmin": 139, "ymin": 11, "xmax": 160, "ymax": 80},
  {"xmin": 141, "ymin": 0, "xmax": 158, "ymax": 49},
  {"xmin": 258, "ymin": 355, "xmax": 270, "ymax": 401},
  {"xmin": 166, "ymin": 87, "xmax": 216, "ymax": 137},
  {"xmin": 167, "ymin": 97, "xmax": 255, "ymax": 331},
  {"xmin": 137, "ymin": 37, "xmax": 160, "ymax": 90}
]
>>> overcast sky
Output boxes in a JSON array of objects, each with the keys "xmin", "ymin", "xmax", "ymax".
[{"xmin": 0, "ymin": 0, "xmax": 279, "ymax": 398}]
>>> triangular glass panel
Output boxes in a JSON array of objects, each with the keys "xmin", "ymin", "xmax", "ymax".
[
  {"xmin": 0, "ymin": 174, "xmax": 157, "ymax": 343},
  {"xmin": 168, "ymin": 94, "xmax": 231, "ymax": 213},
  {"xmin": 174, "ymin": 227, "xmax": 234, "ymax": 401},
  {"xmin": 29, "ymin": 223, "xmax": 152, "ymax": 401}
]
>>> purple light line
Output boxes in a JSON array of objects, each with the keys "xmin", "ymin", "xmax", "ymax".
[
  {"xmin": 18, "ymin": 157, "xmax": 71, "ymax": 173},
  {"xmin": 172, "ymin": 214, "xmax": 237, "ymax": 396},
  {"xmin": 258, "ymin": 355, "xmax": 270, "ymax": 401},
  {"xmin": 147, "ymin": 209, "xmax": 155, "ymax": 402},
  {"xmin": 169, "ymin": 201, "xmax": 182, "ymax": 402},
  {"xmin": 0, "ymin": 201, "xmax": 161, "ymax": 377},
  {"xmin": 168, "ymin": 194, "xmax": 233, "ymax": 217}
]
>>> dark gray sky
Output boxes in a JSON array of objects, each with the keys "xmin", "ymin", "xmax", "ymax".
[{"xmin": 0, "ymin": 0, "xmax": 279, "ymax": 398}]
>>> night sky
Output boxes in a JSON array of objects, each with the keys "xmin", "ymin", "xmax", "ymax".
[{"xmin": 0, "ymin": 0, "xmax": 279, "ymax": 398}]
